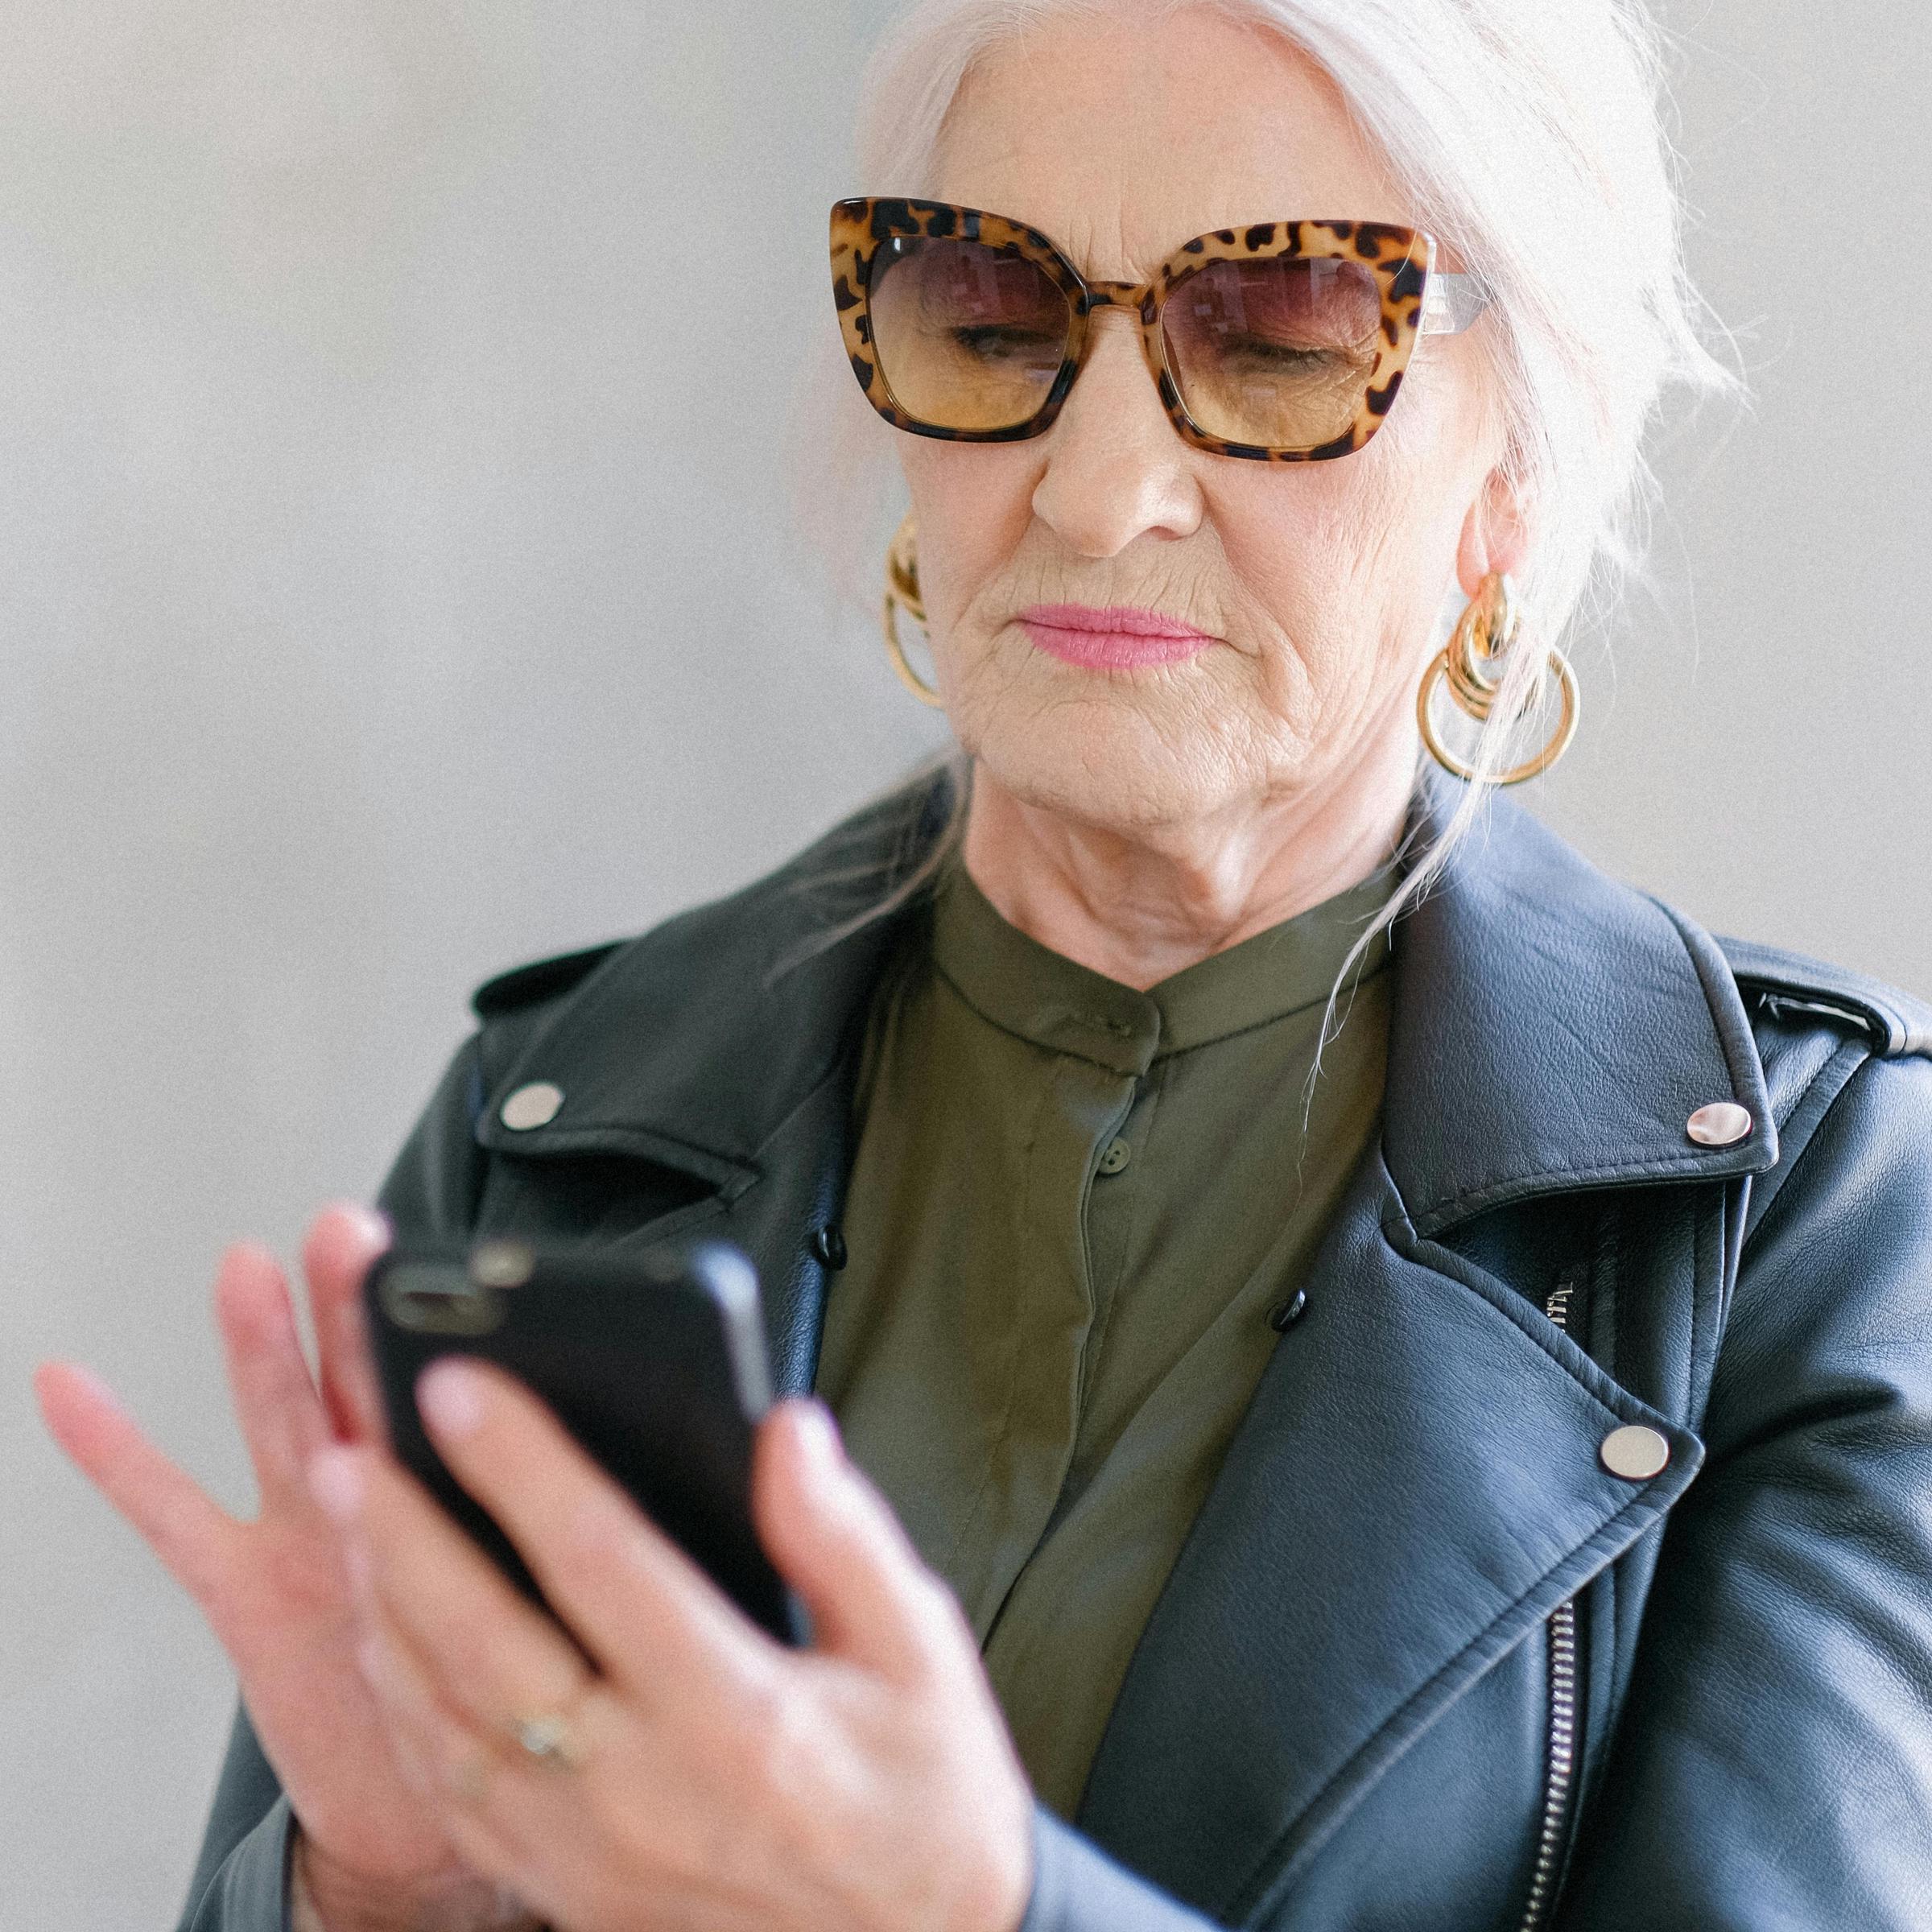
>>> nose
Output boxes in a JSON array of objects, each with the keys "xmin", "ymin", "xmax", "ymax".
[{"xmin": 1029, "ymin": 310, "xmax": 1204, "ymax": 558}]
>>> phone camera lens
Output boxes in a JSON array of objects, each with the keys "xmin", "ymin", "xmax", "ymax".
[{"xmin": 470, "ymin": 1239, "xmax": 536, "ymax": 1290}]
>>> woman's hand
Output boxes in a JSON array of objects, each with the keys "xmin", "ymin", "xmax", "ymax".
[
  {"xmin": 309, "ymin": 1357, "xmax": 1036, "ymax": 1932},
  {"xmin": 33, "ymin": 1208, "xmax": 527, "ymax": 1931}
]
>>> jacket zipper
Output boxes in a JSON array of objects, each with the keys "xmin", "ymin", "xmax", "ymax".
[{"xmin": 1516, "ymin": 1276, "xmax": 1582, "ymax": 1932}]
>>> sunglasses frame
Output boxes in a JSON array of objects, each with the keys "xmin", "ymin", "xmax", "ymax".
[{"xmin": 830, "ymin": 196, "xmax": 1486, "ymax": 462}]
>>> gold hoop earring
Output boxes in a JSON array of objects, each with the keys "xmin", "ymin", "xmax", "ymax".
[
  {"xmin": 1418, "ymin": 572, "xmax": 1579, "ymax": 785},
  {"xmin": 882, "ymin": 512, "xmax": 943, "ymax": 708}
]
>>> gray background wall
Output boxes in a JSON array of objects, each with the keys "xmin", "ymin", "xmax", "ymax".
[{"xmin": 1, "ymin": 2, "xmax": 1923, "ymax": 1923}]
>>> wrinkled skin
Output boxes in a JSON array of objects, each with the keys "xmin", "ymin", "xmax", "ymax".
[{"xmin": 901, "ymin": 10, "xmax": 1521, "ymax": 985}]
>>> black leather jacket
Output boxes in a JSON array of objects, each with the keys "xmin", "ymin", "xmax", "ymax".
[{"xmin": 180, "ymin": 767, "xmax": 1932, "ymax": 1931}]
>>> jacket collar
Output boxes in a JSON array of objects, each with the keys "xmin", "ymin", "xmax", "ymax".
[
  {"xmin": 471, "ymin": 778, "xmax": 947, "ymax": 1187},
  {"xmin": 1385, "ymin": 762, "xmax": 1777, "ymax": 1232},
  {"xmin": 473, "ymin": 762, "xmax": 1778, "ymax": 1226}
]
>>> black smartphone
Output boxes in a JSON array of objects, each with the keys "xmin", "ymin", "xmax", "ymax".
[{"xmin": 362, "ymin": 1236, "xmax": 807, "ymax": 1647}]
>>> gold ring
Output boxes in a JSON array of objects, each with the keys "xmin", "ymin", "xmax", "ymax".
[{"xmin": 507, "ymin": 1708, "xmax": 586, "ymax": 1772}]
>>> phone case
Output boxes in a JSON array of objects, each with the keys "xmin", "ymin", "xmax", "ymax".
[{"xmin": 362, "ymin": 1237, "xmax": 807, "ymax": 1647}]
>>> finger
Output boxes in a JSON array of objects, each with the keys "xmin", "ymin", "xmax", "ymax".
[
  {"xmin": 353, "ymin": 1618, "xmax": 583, "ymax": 1931},
  {"xmin": 214, "ymin": 1242, "xmax": 330, "ymax": 1505},
  {"xmin": 348, "ymin": 1616, "xmax": 535, "ymax": 1880},
  {"xmin": 362, "ymin": 1608, "xmax": 621, "ymax": 1849},
  {"xmin": 413, "ymin": 1359, "xmax": 774, "ymax": 1705},
  {"xmin": 354, "ymin": 1612, "xmax": 494, "ymax": 1803},
  {"xmin": 310, "ymin": 1442, "xmax": 593, "ymax": 1743},
  {"xmin": 33, "ymin": 1360, "xmax": 240, "ymax": 1604},
  {"xmin": 753, "ymin": 1399, "xmax": 962, "ymax": 1682},
  {"xmin": 301, "ymin": 1203, "xmax": 391, "ymax": 1444}
]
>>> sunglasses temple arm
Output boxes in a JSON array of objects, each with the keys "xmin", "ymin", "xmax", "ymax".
[{"xmin": 1418, "ymin": 270, "xmax": 1492, "ymax": 336}]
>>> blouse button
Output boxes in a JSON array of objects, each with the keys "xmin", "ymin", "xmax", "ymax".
[
  {"xmin": 1097, "ymin": 1137, "xmax": 1133, "ymax": 1175},
  {"xmin": 811, "ymin": 1224, "xmax": 848, "ymax": 1269},
  {"xmin": 1268, "ymin": 1290, "xmax": 1307, "ymax": 1332}
]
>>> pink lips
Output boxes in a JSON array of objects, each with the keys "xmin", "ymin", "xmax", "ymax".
[{"xmin": 1018, "ymin": 602, "xmax": 1216, "ymax": 670}]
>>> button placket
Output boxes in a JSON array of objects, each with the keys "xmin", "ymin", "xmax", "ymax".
[{"xmin": 1077, "ymin": 1071, "xmax": 1156, "ymax": 1406}]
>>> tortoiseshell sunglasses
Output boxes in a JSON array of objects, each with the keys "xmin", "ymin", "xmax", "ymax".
[{"xmin": 830, "ymin": 197, "xmax": 1488, "ymax": 461}]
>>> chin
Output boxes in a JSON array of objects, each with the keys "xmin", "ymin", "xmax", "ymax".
[{"xmin": 959, "ymin": 685, "xmax": 1269, "ymax": 837}]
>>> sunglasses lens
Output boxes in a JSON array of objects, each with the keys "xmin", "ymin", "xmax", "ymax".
[
  {"xmin": 867, "ymin": 237, "xmax": 1072, "ymax": 432},
  {"xmin": 1159, "ymin": 254, "xmax": 1384, "ymax": 449}
]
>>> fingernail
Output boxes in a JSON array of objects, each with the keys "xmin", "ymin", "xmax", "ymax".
[
  {"xmin": 418, "ymin": 1360, "xmax": 485, "ymax": 1439},
  {"xmin": 62, "ymin": 1364, "xmax": 127, "ymax": 1415},
  {"xmin": 341, "ymin": 1201, "xmax": 391, "ymax": 1250},
  {"xmin": 794, "ymin": 1400, "xmax": 844, "ymax": 1473},
  {"xmin": 308, "ymin": 1447, "xmax": 364, "ymax": 1521}
]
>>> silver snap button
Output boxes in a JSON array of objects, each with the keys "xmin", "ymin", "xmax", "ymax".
[
  {"xmin": 500, "ymin": 1081, "xmax": 564, "ymax": 1131},
  {"xmin": 1686, "ymin": 1101, "xmax": 1752, "ymax": 1147},
  {"xmin": 1097, "ymin": 1137, "xmax": 1132, "ymax": 1176},
  {"xmin": 1600, "ymin": 1424, "xmax": 1671, "ymax": 1481}
]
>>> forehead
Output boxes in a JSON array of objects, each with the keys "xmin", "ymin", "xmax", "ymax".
[{"xmin": 931, "ymin": 8, "xmax": 1412, "ymax": 280}]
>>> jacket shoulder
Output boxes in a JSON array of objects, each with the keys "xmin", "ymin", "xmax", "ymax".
[
  {"xmin": 1712, "ymin": 935, "xmax": 1932, "ymax": 1247},
  {"xmin": 1714, "ymin": 933, "xmax": 1932, "ymax": 1061},
  {"xmin": 471, "ymin": 941, "xmax": 625, "ymax": 1021},
  {"xmin": 464, "ymin": 766, "xmax": 957, "ymax": 1030}
]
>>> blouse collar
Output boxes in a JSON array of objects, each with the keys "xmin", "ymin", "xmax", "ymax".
[{"xmin": 927, "ymin": 852, "xmax": 1394, "ymax": 1078}]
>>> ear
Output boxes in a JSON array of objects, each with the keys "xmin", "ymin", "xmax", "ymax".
[{"xmin": 1455, "ymin": 468, "xmax": 1531, "ymax": 598}]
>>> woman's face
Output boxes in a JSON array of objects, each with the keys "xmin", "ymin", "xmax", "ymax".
[{"xmin": 900, "ymin": 6, "xmax": 1509, "ymax": 839}]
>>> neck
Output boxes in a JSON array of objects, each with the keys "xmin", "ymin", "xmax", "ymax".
[{"xmin": 960, "ymin": 738, "xmax": 1417, "ymax": 991}]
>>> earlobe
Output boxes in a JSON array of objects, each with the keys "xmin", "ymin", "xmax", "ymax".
[{"xmin": 1455, "ymin": 474, "xmax": 1530, "ymax": 597}]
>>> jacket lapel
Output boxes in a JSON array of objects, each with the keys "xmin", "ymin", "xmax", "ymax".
[
  {"xmin": 1073, "ymin": 1151, "xmax": 1701, "ymax": 1918},
  {"xmin": 1382, "ymin": 768, "xmax": 1775, "ymax": 1232},
  {"xmin": 464, "ymin": 778, "xmax": 950, "ymax": 1387},
  {"xmin": 1077, "ymin": 770, "xmax": 1780, "ymax": 1916}
]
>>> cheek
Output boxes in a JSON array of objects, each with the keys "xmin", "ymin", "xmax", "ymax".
[
  {"xmin": 896, "ymin": 442, "xmax": 1037, "ymax": 640},
  {"xmin": 1212, "ymin": 452, "xmax": 1447, "ymax": 704},
  {"xmin": 1235, "ymin": 358, "xmax": 1486, "ymax": 655}
]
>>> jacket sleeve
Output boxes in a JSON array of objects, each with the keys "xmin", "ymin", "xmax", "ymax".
[
  {"xmin": 174, "ymin": 1034, "xmax": 491, "ymax": 1932},
  {"xmin": 1019, "ymin": 1808, "xmax": 1228, "ymax": 1931},
  {"xmin": 175, "ymin": 1707, "xmax": 297, "ymax": 1931},
  {"xmin": 1554, "ymin": 1049, "xmax": 1932, "ymax": 1929}
]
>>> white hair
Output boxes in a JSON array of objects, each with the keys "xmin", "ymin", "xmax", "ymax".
[{"xmin": 779, "ymin": 0, "xmax": 1737, "ymax": 1025}]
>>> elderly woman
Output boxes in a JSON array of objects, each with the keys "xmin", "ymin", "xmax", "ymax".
[{"xmin": 35, "ymin": 1, "xmax": 1932, "ymax": 1928}]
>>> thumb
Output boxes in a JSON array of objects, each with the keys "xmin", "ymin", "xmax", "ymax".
[{"xmin": 752, "ymin": 1399, "xmax": 962, "ymax": 1681}]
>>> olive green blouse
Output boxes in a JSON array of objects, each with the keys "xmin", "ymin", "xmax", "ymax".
[{"xmin": 811, "ymin": 855, "xmax": 1393, "ymax": 1821}]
